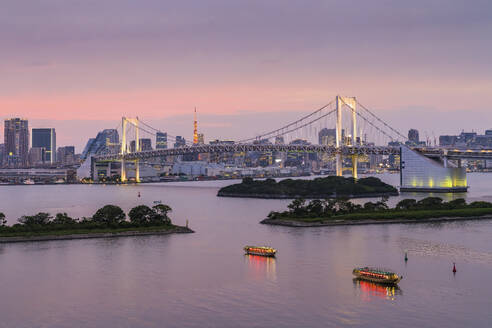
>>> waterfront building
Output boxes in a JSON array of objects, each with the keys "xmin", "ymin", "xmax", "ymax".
[
  {"xmin": 4, "ymin": 118, "xmax": 29, "ymax": 167},
  {"xmin": 57, "ymin": 146, "xmax": 76, "ymax": 165},
  {"xmin": 0, "ymin": 144, "xmax": 4, "ymax": 167},
  {"xmin": 28, "ymin": 147, "xmax": 45, "ymax": 166},
  {"xmin": 439, "ymin": 130, "xmax": 492, "ymax": 148},
  {"xmin": 156, "ymin": 132, "xmax": 168, "ymax": 149},
  {"xmin": 32, "ymin": 128, "xmax": 56, "ymax": 164},
  {"xmin": 400, "ymin": 146, "xmax": 467, "ymax": 192}
]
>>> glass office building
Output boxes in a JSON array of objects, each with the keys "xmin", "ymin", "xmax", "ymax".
[{"xmin": 32, "ymin": 128, "xmax": 56, "ymax": 164}]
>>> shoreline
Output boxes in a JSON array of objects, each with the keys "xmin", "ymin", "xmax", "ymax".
[
  {"xmin": 260, "ymin": 215, "xmax": 492, "ymax": 227},
  {"xmin": 0, "ymin": 226, "xmax": 194, "ymax": 243},
  {"xmin": 217, "ymin": 191, "xmax": 399, "ymax": 199}
]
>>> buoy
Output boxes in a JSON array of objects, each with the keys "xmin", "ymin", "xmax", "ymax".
[
  {"xmin": 404, "ymin": 251, "xmax": 408, "ymax": 262},
  {"xmin": 452, "ymin": 262, "xmax": 457, "ymax": 273},
  {"xmin": 138, "ymin": 192, "xmax": 141, "ymax": 198}
]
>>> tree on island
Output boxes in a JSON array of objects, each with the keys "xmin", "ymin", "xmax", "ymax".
[
  {"xmin": 92, "ymin": 205, "xmax": 126, "ymax": 225},
  {"xmin": 128, "ymin": 204, "xmax": 172, "ymax": 225},
  {"xmin": 18, "ymin": 213, "xmax": 52, "ymax": 225},
  {"xmin": 52, "ymin": 213, "xmax": 77, "ymax": 225},
  {"xmin": 0, "ymin": 212, "xmax": 6, "ymax": 227}
]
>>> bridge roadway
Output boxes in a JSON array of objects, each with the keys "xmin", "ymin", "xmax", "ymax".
[
  {"xmin": 95, "ymin": 144, "xmax": 398, "ymax": 161},
  {"xmin": 93, "ymin": 144, "xmax": 492, "ymax": 162}
]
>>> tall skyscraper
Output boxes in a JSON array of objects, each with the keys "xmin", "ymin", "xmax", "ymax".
[
  {"xmin": 408, "ymin": 129, "xmax": 419, "ymax": 144},
  {"xmin": 318, "ymin": 128, "xmax": 337, "ymax": 146},
  {"xmin": 4, "ymin": 118, "xmax": 29, "ymax": 167},
  {"xmin": 32, "ymin": 128, "xmax": 56, "ymax": 164},
  {"xmin": 140, "ymin": 138, "xmax": 152, "ymax": 151},
  {"xmin": 156, "ymin": 132, "xmax": 168, "ymax": 149}
]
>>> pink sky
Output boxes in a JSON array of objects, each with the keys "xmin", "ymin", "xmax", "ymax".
[{"xmin": 1, "ymin": 0, "xmax": 492, "ymax": 150}]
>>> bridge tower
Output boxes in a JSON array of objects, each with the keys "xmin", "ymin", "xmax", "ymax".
[
  {"xmin": 335, "ymin": 96, "xmax": 357, "ymax": 177},
  {"xmin": 120, "ymin": 117, "xmax": 141, "ymax": 183}
]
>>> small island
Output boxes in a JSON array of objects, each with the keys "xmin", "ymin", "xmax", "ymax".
[
  {"xmin": 0, "ymin": 204, "xmax": 193, "ymax": 243},
  {"xmin": 218, "ymin": 176, "xmax": 398, "ymax": 199},
  {"xmin": 261, "ymin": 197, "xmax": 492, "ymax": 227}
]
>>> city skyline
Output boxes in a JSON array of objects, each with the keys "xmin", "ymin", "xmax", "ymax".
[{"xmin": 1, "ymin": 0, "xmax": 492, "ymax": 149}]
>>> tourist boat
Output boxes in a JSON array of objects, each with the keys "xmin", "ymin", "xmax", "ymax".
[
  {"xmin": 352, "ymin": 267, "xmax": 402, "ymax": 284},
  {"xmin": 244, "ymin": 246, "xmax": 277, "ymax": 257}
]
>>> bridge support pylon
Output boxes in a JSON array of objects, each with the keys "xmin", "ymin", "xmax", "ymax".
[{"xmin": 335, "ymin": 95, "xmax": 357, "ymax": 177}]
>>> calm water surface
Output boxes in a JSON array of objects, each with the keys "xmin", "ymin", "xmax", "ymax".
[{"xmin": 1, "ymin": 173, "xmax": 492, "ymax": 327}]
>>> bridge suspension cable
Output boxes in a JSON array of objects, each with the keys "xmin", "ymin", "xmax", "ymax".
[
  {"xmin": 356, "ymin": 100, "xmax": 408, "ymax": 141},
  {"xmin": 236, "ymin": 100, "xmax": 334, "ymax": 143}
]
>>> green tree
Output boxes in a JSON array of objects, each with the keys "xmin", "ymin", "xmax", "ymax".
[
  {"xmin": 0, "ymin": 212, "xmax": 6, "ymax": 226},
  {"xmin": 287, "ymin": 198, "xmax": 307, "ymax": 216},
  {"xmin": 396, "ymin": 199, "xmax": 417, "ymax": 210},
  {"xmin": 128, "ymin": 205, "xmax": 154, "ymax": 225},
  {"xmin": 151, "ymin": 204, "xmax": 172, "ymax": 224},
  {"xmin": 18, "ymin": 213, "xmax": 52, "ymax": 225},
  {"xmin": 52, "ymin": 213, "xmax": 76, "ymax": 225},
  {"xmin": 306, "ymin": 199, "xmax": 324, "ymax": 217},
  {"xmin": 417, "ymin": 197, "xmax": 443, "ymax": 209},
  {"xmin": 92, "ymin": 205, "xmax": 126, "ymax": 225},
  {"xmin": 446, "ymin": 198, "xmax": 467, "ymax": 209}
]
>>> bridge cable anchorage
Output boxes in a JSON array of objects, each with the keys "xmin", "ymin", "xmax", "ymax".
[
  {"xmin": 339, "ymin": 97, "xmax": 399, "ymax": 143},
  {"xmin": 236, "ymin": 100, "xmax": 334, "ymax": 144},
  {"xmin": 356, "ymin": 100, "xmax": 408, "ymax": 142}
]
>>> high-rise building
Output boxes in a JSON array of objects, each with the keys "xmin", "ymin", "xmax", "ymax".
[
  {"xmin": 130, "ymin": 139, "xmax": 152, "ymax": 152},
  {"xmin": 174, "ymin": 136, "xmax": 186, "ymax": 148},
  {"xmin": 57, "ymin": 146, "xmax": 76, "ymax": 165},
  {"xmin": 32, "ymin": 128, "xmax": 56, "ymax": 164},
  {"xmin": 0, "ymin": 144, "xmax": 4, "ymax": 166},
  {"xmin": 408, "ymin": 129, "xmax": 419, "ymax": 144},
  {"xmin": 140, "ymin": 138, "xmax": 152, "ymax": 151},
  {"xmin": 318, "ymin": 128, "xmax": 337, "ymax": 146},
  {"xmin": 156, "ymin": 132, "xmax": 168, "ymax": 149},
  {"xmin": 4, "ymin": 118, "xmax": 29, "ymax": 167},
  {"xmin": 197, "ymin": 133, "xmax": 204, "ymax": 145}
]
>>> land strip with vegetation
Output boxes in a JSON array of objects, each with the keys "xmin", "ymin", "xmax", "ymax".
[
  {"xmin": 261, "ymin": 197, "xmax": 492, "ymax": 226},
  {"xmin": 218, "ymin": 176, "xmax": 398, "ymax": 199},
  {"xmin": 0, "ymin": 204, "xmax": 193, "ymax": 242}
]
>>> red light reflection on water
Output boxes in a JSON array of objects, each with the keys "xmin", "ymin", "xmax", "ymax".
[
  {"xmin": 353, "ymin": 279, "xmax": 402, "ymax": 301},
  {"xmin": 245, "ymin": 254, "xmax": 277, "ymax": 281}
]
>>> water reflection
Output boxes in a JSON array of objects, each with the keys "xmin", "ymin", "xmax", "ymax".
[
  {"xmin": 244, "ymin": 254, "xmax": 277, "ymax": 281},
  {"xmin": 353, "ymin": 278, "xmax": 402, "ymax": 301}
]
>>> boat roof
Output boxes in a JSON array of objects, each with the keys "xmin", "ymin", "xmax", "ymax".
[
  {"xmin": 244, "ymin": 245, "xmax": 275, "ymax": 250},
  {"xmin": 355, "ymin": 267, "xmax": 396, "ymax": 275}
]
